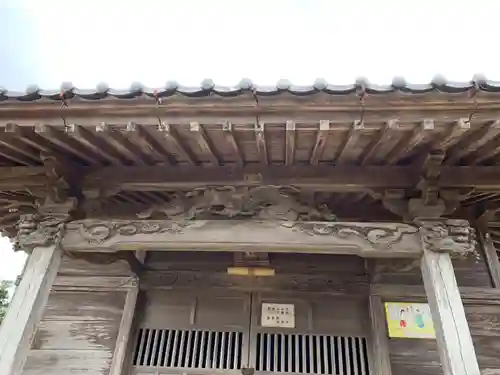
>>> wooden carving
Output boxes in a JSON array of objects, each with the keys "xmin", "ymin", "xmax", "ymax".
[
  {"xmin": 136, "ymin": 186, "xmax": 337, "ymax": 222},
  {"xmin": 62, "ymin": 219, "xmax": 423, "ymax": 257},
  {"xmin": 13, "ymin": 198, "xmax": 77, "ymax": 252},
  {"xmin": 416, "ymin": 219, "xmax": 477, "ymax": 256},
  {"xmin": 285, "ymin": 222, "xmax": 419, "ymax": 250}
]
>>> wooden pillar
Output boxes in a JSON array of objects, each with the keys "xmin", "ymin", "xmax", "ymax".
[
  {"xmin": 417, "ymin": 219, "xmax": 480, "ymax": 375},
  {"xmin": 0, "ymin": 198, "xmax": 76, "ymax": 375},
  {"xmin": 368, "ymin": 295, "xmax": 392, "ymax": 375},
  {"xmin": 108, "ymin": 251, "xmax": 144, "ymax": 375},
  {"xmin": 0, "ymin": 245, "xmax": 62, "ymax": 375},
  {"xmin": 478, "ymin": 230, "xmax": 500, "ymax": 288},
  {"xmin": 108, "ymin": 279, "xmax": 140, "ymax": 375}
]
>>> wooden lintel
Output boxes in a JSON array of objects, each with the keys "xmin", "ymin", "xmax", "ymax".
[{"xmin": 62, "ymin": 219, "xmax": 423, "ymax": 256}]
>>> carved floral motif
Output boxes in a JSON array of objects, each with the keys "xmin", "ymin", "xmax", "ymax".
[
  {"xmin": 416, "ymin": 219, "xmax": 476, "ymax": 256},
  {"xmin": 284, "ymin": 222, "xmax": 418, "ymax": 249},
  {"xmin": 77, "ymin": 221, "xmax": 191, "ymax": 244}
]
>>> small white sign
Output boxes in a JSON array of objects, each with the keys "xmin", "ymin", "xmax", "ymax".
[{"xmin": 261, "ymin": 303, "xmax": 295, "ymax": 328}]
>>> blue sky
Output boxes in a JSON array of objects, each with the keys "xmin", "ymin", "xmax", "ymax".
[{"xmin": 1, "ymin": 0, "xmax": 500, "ymax": 279}]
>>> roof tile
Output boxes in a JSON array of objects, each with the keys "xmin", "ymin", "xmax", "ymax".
[{"xmin": 1, "ymin": 75, "xmax": 500, "ymax": 102}]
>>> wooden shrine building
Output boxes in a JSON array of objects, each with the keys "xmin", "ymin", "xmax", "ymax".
[{"xmin": 2, "ymin": 77, "xmax": 500, "ymax": 375}]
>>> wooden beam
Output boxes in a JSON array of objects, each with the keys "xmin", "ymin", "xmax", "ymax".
[
  {"xmin": 97, "ymin": 122, "xmax": 149, "ymax": 165},
  {"xmin": 156, "ymin": 122, "xmax": 196, "ymax": 165},
  {"xmin": 478, "ymin": 229, "xmax": 500, "ymax": 288},
  {"xmin": 82, "ymin": 165, "xmax": 500, "ymax": 191},
  {"xmin": 336, "ymin": 120, "xmax": 364, "ymax": 165},
  {"xmin": 222, "ymin": 122, "xmax": 243, "ymax": 167},
  {"xmin": 419, "ymin": 224, "xmax": 481, "ymax": 375},
  {"xmin": 255, "ymin": 122, "xmax": 268, "ymax": 165},
  {"xmin": 34, "ymin": 124, "xmax": 101, "ymax": 165},
  {"xmin": 359, "ymin": 119, "xmax": 399, "ymax": 165},
  {"xmin": 310, "ymin": 120, "xmax": 329, "ymax": 165},
  {"xmin": 386, "ymin": 119, "xmax": 434, "ymax": 165},
  {"xmin": 62, "ymin": 219, "xmax": 430, "ymax": 256},
  {"xmin": 0, "ymin": 245, "xmax": 63, "ymax": 375},
  {"xmin": 368, "ymin": 295, "xmax": 392, "ymax": 375},
  {"xmin": 10, "ymin": 164, "xmax": 500, "ymax": 193},
  {"xmin": 83, "ymin": 165, "xmax": 419, "ymax": 191},
  {"xmin": 445, "ymin": 120, "xmax": 500, "ymax": 165},
  {"xmin": 65, "ymin": 124, "xmax": 123, "ymax": 165},
  {"xmin": 108, "ymin": 277, "xmax": 139, "ymax": 375},
  {"xmin": 285, "ymin": 120, "xmax": 296, "ymax": 166},
  {"xmin": 189, "ymin": 122, "xmax": 219, "ymax": 166},
  {"xmin": 6, "ymin": 98, "xmax": 500, "ymax": 124}
]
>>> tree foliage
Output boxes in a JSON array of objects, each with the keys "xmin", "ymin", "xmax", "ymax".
[{"xmin": 0, "ymin": 280, "xmax": 12, "ymax": 324}]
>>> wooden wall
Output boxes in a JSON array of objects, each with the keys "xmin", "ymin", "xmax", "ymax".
[
  {"xmin": 383, "ymin": 300, "xmax": 500, "ymax": 375},
  {"xmin": 370, "ymin": 247, "xmax": 492, "ymax": 287},
  {"xmin": 21, "ymin": 255, "xmax": 132, "ymax": 375},
  {"xmin": 17, "ymin": 250, "xmax": 500, "ymax": 375}
]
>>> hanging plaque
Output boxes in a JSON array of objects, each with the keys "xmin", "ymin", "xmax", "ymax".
[
  {"xmin": 384, "ymin": 302, "xmax": 435, "ymax": 339},
  {"xmin": 261, "ymin": 303, "xmax": 295, "ymax": 328}
]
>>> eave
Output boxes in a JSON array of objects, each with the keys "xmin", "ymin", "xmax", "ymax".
[{"xmin": 1, "ymin": 78, "xmax": 500, "ymax": 255}]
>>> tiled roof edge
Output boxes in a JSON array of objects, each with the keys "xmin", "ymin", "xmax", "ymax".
[{"xmin": 2, "ymin": 75, "xmax": 500, "ymax": 102}]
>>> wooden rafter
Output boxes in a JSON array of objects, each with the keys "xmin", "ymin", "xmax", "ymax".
[
  {"xmin": 310, "ymin": 120, "xmax": 329, "ymax": 165},
  {"xmin": 285, "ymin": 121, "xmax": 296, "ymax": 166},
  {"xmin": 222, "ymin": 122, "xmax": 243, "ymax": 167},
  {"xmin": 254, "ymin": 122, "xmax": 268, "ymax": 165},
  {"xmin": 157, "ymin": 122, "xmax": 196, "ymax": 165}
]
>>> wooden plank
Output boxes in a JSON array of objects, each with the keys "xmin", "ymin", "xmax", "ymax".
[
  {"xmin": 32, "ymin": 320, "xmax": 119, "ymax": 350},
  {"xmin": 52, "ymin": 275, "xmax": 138, "ymax": 291},
  {"xmin": 42, "ymin": 291, "xmax": 125, "ymax": 322},
  {"xmin": 108, "ymin": 281, "xmax": 139, "ymax": 375},
  {"xmin": 371, "ymin": 283, "xmax": 500, "ymax": 304},
  {"xmin": 478, "ymin": 230, "xmax": 500, "ymax": 288},
  {"xmin": 368, "ymin": 295, "xmax": 392, "ymax": 375},
  {"xmin": 0, "ymin": 245, "xmax": 62, "ymax": 375},
  {"xmin": 62, "ymin": 219, "xmax": 423, "ymax": 256},
  {"xmin": 22, "ymin": 350, "xmax": 112, "ymax": 375},
  {"xmin": 420, "ymin": 249, "xmax": 481, "ymax": 375},
  {"xmin": 6, "ymin": 97, "xmax": 500, "ymax": 124}
]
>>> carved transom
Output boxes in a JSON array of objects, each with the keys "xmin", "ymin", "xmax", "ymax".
[{"xmin": 137, "ymin": 186, "xmax": 338, "ymax": 222}]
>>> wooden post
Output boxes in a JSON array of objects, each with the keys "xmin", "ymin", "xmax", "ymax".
[
  {"xmin": 108, "ymin": 279, "xmax": 140, "ymax": 375},
  {"xmin": 418, "ymin": 219, "xmax": 480, "ymax": 375},
  {"xmin": 108, "ymin": 251, "xmax": 144, "ymax": 375},
  {"xmin": 0, "ymin": 245, "xmax": 63, "ymax": 375},
  {"xmin": 368, "ymin": 295, "xmax": 392, "ymax": 375},
  {"xmin": 478, "ymin": 230, "xmax": 500, "ymax": 288}
]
